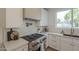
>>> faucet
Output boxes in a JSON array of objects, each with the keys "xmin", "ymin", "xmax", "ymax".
[
  {"xmin": 71, "ymin": 28, "xmax": 74, "ymax": 35},
  {"xmin": 61, "ymin": 29, "xmax": 64, "ymax": 34}
]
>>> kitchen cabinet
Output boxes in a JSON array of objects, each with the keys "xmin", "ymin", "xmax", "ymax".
[
  {"xmin": 0, "ymin": 9, "xmax": 4, "ymax": 28},
  {"xmin": 48, "ymin": 33, "xmax": 79, "ymax": 51},
  {"xmin": 6, "ymin": 8, "xmax": 23, "ymax": 28},
  {"xmin": 48, "ymin": 34, "xmax": 56, "ymax": 49},
  {"xmin": 0, "ymin": 8, "xmax": 23, "ymax": 28},
  {"xmin": 48, "ymin": 34, "xmax": 60, "ymax": 50},
  {"xmin": 61, "ymin": 36, "xmax": 79, "ymax": 51},
  {"xmin": 0, "ymin": 9, "xmax": 4, "ymax": 48},
  {"xmin": 0, "ymin": 9, "xmax": 5, "ymax": 50},
  {"xmin": 46, "ymin": 35, "xmax": 48, "ymax": 48},
  {"xmin": 73, "ymin": 38, "xmax": 79, "ymax": 51},
  {"xmin": 56, "ymin": 36, "xmax": 61, "ymax": 50},
  {"xmin": 40, "ymin": 8, "xmax": 48, "ymax": 26},
  {"xmin": 48, "ymin": 33, "xmax": 73, "ymax": 51},
  {"xmin": 24, "ymin": 8, "xmax": 41, "ymax": 20},
  {"xmin": 60, "ymin": 37, "xmax": 73, "ymax": 51},
  {"xmin": 73, "ymin": 43, "xmax": 79, "ymax": 51},
  {"xmin": 24, "ymin": 8, "xmax": 48, "ymax": 26}
]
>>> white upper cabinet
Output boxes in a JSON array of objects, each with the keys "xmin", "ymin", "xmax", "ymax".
[
  {"xmin": 24, "ymin": 8, "xmax": 41, "ymax": 20},
  {"xmin": 23, "ymin": 8, "xmax": 30, "ymax": 18},
  {"xmin": 40, "ymin": 9, "xmax": 48, "ymax": 26},
  {"xmin": 24, "ymin": 8, "xmax": 48, "ymax": 26},
  {"xmin": 0, "ymin": 9, "xmax": 5, "ymax": 28},
  {"xmin": 6, "ymin": 8, "xmax": 23, "ymax": 28}
]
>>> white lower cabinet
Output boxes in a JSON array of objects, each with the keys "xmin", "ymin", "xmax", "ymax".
[
  {"xmin": 48, "ymin": 34, "xmax": 79, "ymax": 51},
  {"xmin": 46, "ymin": 35, "xmax": 49, "ymax": 48},
  {"xmin": 60, "ymin": 37, "xmax": 73, "ymax": 51},
  {"xmin": 73, "ymin": 38, "xmax": 79, "ymax": 51},
  {"xmin": 73, "ymin": 44, "xmax": 79, "ymax": 51},
  {"xmin": 56, "ymin": 36, "xmax": 61, "ymax": 50},
  {"xmin": 48, "ymin": 34, "xmax": 60, "ymax": 50}
]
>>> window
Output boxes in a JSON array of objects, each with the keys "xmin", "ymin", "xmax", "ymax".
[
  {"xmin": 57, "ymin": 8, "xmax": 79, "ymax": 28},
  {"xmin": 73, "ymin": 8, "xmax": 79, "ymax": 28}
]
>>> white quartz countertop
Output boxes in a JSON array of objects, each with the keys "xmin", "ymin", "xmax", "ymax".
[
  {"xmin": 4, "ymin": 38, "xmax": 28, "ymax": 51},
  {"xmin": 39, "ymin": 32, "xmax": 63, "ymax": 36},
  {"xmin": 48, "ymin": 32, "xmax": 63, "ymax": 36}
]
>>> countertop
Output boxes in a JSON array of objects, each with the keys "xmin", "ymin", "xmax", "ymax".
[
  {"xmin": 39, "ymin": 32, "xmax": 63, "ymax": 37},
  {"xmin": 4, "ymin": 38, "xmax": 28, "ymax": 51},
  {"xmin": 43, "ymin": 32, "xmax": 79, "ymax": 38}
]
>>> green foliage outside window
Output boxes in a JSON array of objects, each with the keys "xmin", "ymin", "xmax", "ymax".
[{"xmin": 64, "ymin": 8, "xmax": 79, "ymax": 27}]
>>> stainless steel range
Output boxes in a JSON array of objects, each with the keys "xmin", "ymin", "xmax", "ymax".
[{"xmin": 21, "ymin": 33, "xmax": 46, "ymax": 51}]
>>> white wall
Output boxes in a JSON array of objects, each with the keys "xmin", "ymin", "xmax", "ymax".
[{"xmin": 48, "ymin": 8, "xmax": 72, "ymax": 34}]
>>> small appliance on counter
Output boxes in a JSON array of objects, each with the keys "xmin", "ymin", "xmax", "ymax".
[{"xmin": 7, "ymin": 28, "xmax": 19, "ymax": 41}]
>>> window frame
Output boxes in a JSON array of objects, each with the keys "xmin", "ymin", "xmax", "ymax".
[{"xmin": 56, "ymin": 8, "xmax": 79, "ymax": 29}]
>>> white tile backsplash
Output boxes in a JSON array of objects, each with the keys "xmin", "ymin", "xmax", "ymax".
[{"xmin": 16, "ymin": 20, "xmax": 38, "ymax": 37}]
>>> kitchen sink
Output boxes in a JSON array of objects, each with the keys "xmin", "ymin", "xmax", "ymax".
[{"xmin": 63, "ymin": 34, "xmax": 79, "ymax": 38}]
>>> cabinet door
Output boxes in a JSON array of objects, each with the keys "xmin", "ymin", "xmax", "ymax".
[
  {"xmin": 23, "ymin": 8, "xmax": 30, "ymax": 18},
  {"xmin": 61, "ymin": 37, "xmax": 73, "ymax": 51},
  {"xmin": 24, "ymin": 8, "xmax": 41, "ymax": 20},
  {"xmin": 48, "ymin": 35, "xmax": 56, "ymax": 49},
  {"xmin": 6, "ymin": 8, "xmax": 23, "ymax": 28},
  {"xmin": 46, "ymin": 35, "xmax": 49, "ymax": 48},
  {"xmin": 73, "ymin": 45, "xmax": 79, "ymax": 51},
  {"xmin": 40, "ymin": 9, "xmax": 48, "ymax": 26},
  {"xmin": 56, "ymin": 36, "xmax": 61, "ymax": 50},
  {"xmin": 30, "ymin": 8, "xmax": 41, "ymax": 20},
  {"xmin": 0, "ymin": 8, "xmax": 5, "ymax": 28},
  {"xmin": 73, "ymin": 38, "xmax": 79, "ymax": 51},
  {"xmin": 48, "ymin": 34, "xmax": 60, "ymax": 50}
]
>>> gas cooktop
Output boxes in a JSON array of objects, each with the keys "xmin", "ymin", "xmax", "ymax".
[{"xmin": 21, "ymin": 33, "xmax": 44, "ymax": 42}]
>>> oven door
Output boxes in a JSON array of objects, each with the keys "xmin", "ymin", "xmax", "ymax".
[{"xmin": 29, "ymin": 41, "xmax": 41, "ymax": 51}]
